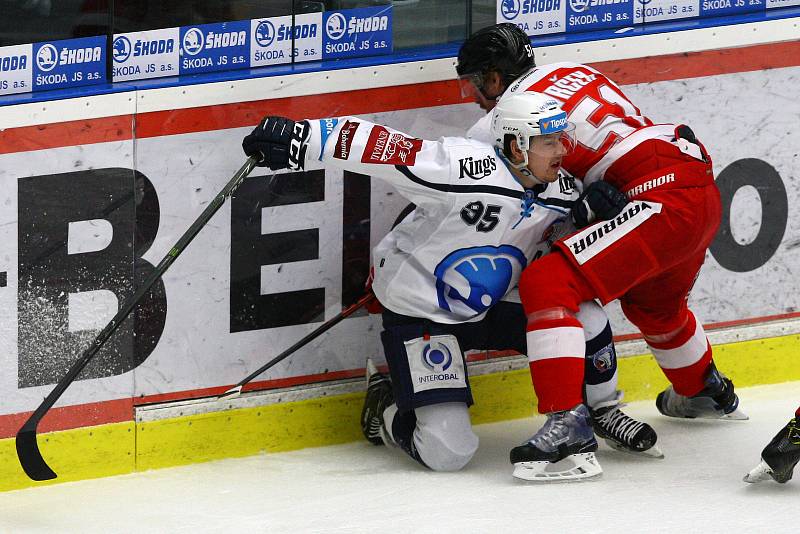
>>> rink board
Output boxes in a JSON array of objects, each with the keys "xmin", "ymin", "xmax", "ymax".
[
  {"xmin": 1, "ymin": 25, "xmax": 800, "ymax": 491},
  {"xmin": 2, "ymin": 331, "xmax": 799, "ymax": 492}
]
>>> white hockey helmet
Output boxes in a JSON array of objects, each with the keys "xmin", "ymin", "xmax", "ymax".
[{"xmin": 491, "ymin": 92, "xmax": 574, "ymax": 155}]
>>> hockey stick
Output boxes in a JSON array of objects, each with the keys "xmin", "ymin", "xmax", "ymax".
[
  {"xmin": 217, "ymin": 291, "xmax": 376, "ymax": 401},
  {"xmin": 16, "ymin": 156, "xmax": 259, "ymax": 481}
]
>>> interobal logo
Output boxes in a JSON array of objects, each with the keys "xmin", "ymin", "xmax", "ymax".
[
  {"xmin": 422, "ymin": 342, "xmax": 453, "ymax": 373},
  {"xmin": 500, "ymin": 0, "xmax": 522, "ymax": 19},
  {"xmin": 183, "ymin": 28, "xmax": 205, "ymax": 56},
  {"xmin": 36, "ymin": 44, "xmax": 58, "ymax": 72},
  {"xmin": 255, "ymin": 20, "xmax": 276, "ymax": 47},
  {"xmin": 326, "ymin": 13, "xmax": 347, "ymax": 40},
  {"xmin": 458, "ymin": 156, "xmax": 497, "ymax": 180}
]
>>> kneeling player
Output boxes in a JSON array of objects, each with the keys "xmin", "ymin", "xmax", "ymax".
[{"xmin": 242, "ymin": 93, "xmax": 657, "ymax": 474}]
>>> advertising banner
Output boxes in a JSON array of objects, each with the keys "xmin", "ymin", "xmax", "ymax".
[
  {"xmin": 1, "ymin": 37, "xmax": 105, "ymax": 96},
  {"xmin": 112, "ymin": 28, "xmax": 180, "ymax": 82},
  {"xmin": 322, "ymin": 6, "xmax": 393, "ymax": 60},
  {"xmin": 179, "ymin": 20, "xmax": 250, "ymax": 76},
  {"xmin": 250, "ymin": 13, "xmax": 323, "ymax": 67}
]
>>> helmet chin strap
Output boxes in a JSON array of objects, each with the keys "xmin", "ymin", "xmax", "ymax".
[{"xmin": 498, "ymin": 150, "xmax": 546, "ymax": 186}]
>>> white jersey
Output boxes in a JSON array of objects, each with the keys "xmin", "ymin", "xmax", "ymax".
[{"xmin": 302, "ymin": 117, "xmax": 578, "ymax": 324}]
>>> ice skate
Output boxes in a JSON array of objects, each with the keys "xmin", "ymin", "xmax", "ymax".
[
  {"xmin": 591, "ymin": 393, "xmax": 663, "ymax": 459},
  {"xmin": 510, "ymin": 404, "xmax": 602, "ymax": 482},
  {"xmin": 656, "ymin": 363, "xmax": 748, "ymax": 420},
  {"xmin": 360, "ymin": 358, "xmax": 394, "ymax": 445},
  {"xmin": 744, "ymin": 416, "xmax": 800, "ymax": 483}
]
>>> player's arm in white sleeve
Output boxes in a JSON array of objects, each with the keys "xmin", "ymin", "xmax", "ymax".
[
  {"xmin": 303, "ymin": 116, "xmax": 458, "ymax": 206},
  {"xmin": 465, "ymin": 110, "xmax": 494, "ymax": 145}
]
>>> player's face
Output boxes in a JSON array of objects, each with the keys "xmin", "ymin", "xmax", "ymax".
[
  {"xmin": 458, "ymin": 71, "xmax": 504, "ymax": 111},
  {"xmin": 526, "ymin": 132, "xmax": 570, "ymax": 182}
]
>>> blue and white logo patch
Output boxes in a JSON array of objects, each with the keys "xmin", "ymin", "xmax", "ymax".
[
  {"xmin": 405, "ymin": 334, "xmax": 466, "ymax": 393},
  {"xmin": 434, "ymin": 245, "xmax": 527, "ymax": 318}
]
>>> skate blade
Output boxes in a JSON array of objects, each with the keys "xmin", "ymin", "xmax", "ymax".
[
  {"xmin": 512, "ymin": 452, "xmax": 602, "ymax": 482},
  {"xmin": 721, "ymin": 407, "xmax": 749, "ymax": 421},
  {"xmin": 366, "ymin": 358, "xmax": 379, "ymax": 378},
  {"xmin": 605, "ymin": 439, "xmax": 665, "ymax": 459},
  {"xmin": 743, "ymin": 460, "xmax": 774, "ymax": 483}
]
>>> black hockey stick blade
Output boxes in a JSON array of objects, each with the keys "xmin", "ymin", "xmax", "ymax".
[
  {"xmin": 217, "ymin": 292, "xmax": 376, "ymax": 401},
  {"xmin": 15, "ymin": 157, "xmax": 258, "ymax": 481},
  {"xmin": 16, "ymin": 421, "xmax": 56, "ymax": 481}
]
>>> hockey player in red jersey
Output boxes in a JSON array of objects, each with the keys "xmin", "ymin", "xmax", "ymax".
[
  {"xmin": 457, "ymin": 24, "xmax": 746, "ymax": 481},
  {"xmin": 744, "ymin": 407, "xmax": 800, "ymax": 484},
  {"xmin": 458, "ymin": 24, "xmax": 663, "ymax": 466}
]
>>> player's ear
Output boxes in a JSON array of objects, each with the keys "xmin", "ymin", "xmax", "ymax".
[
  {"xmin": 508, "ymin": 137, "xmax": 525, "ymax": 164},
  {"xmin": 485, "ymin": 70, "xmax": 505, "ymax": 96}
]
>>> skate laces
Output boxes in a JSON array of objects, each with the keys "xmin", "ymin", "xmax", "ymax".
[
  {"xmin": 528, "ymin": 411, "xmax": 570, "ymax": 450},
  {"xmin": 787, "ymin": 418, "xmax": 800, "ymax": 445},
  {"xmin": 594, "ymin": 406, "xmax": 646, "ymax": 445}
]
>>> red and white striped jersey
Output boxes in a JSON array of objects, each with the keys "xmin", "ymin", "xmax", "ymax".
[{"xmin": 468, "ymin": 62, "xmax": 702, "ymax": 188}]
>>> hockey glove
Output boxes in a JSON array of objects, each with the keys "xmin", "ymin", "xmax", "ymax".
[
  {"xmin": 242, "ymin": 116, "xmax": 310, "ymax": 171},
  {"xmin": 571, "ymin": 181, "xmax": 629, "ymax": 229}
]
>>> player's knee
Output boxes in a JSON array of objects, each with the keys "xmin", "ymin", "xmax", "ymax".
[
  {"xmin": 576, "ymin": 301, "xmax": 608, "ymax": 340},
  {"xmin": 414, "ymin": 403, "xmax": 478, "ymax": 472}
]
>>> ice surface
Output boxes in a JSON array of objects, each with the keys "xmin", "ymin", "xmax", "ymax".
[{"xmin": 1, "ymin": 382, "xmax": 798, "ymax": 533}]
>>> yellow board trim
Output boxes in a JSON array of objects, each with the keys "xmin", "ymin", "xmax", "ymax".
[{"xmin": 2, "ymin": 334, "xmax": 799, "ymax": 491}]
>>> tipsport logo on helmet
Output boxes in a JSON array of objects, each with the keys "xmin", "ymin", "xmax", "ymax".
[
  {"xmin": 32, "ymin": 36, "xmax": 105, "ymax": 91},
  {"xmin": 251, "ymin": 13, "xmax": 322, "ymax": 67},
  {"xmin": 181, "ymin": 21, "xmax": 249, "ymax": 75},
  {"xmin": 322, "ymin": 6, "xmax": 392, "ymax": 60},
  {"xmin": 539, "ymin": 112, "xmax": 568, "ymax": 134},
  {"xmin": 566, "ymin": 0, "xmax": 633, "ymax": 31},
  {"xmin": 434, "ymin": 245, "xmax": 527, "ymax": 318},
  {"xmin": 496, "ymin": 0, "xmax": 566, "ymax": 35},
  {"xmin": 112, "ymin": 28, "xmax": 179, "ymax": 81}
]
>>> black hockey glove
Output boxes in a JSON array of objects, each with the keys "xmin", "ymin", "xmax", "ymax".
[
  {"xmin": 571, "ymin": 181, "xmax": 629, "ymax": 229},
  {"xmin": 242, "ymin": 116, "xmax": 310, "ymax": 170}
]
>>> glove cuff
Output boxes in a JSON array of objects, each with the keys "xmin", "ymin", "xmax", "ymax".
[{"xmin": 288, "ymin": 120, "xmax": 311, "ymax": 171}]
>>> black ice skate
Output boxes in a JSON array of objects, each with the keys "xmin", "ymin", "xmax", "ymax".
[
  {"xmin": 360, "ymin": 358, "xmax": 394, "ymax": 446},
  {"xmin": 510, "ymin": 404, "xmax": 602, "ymax": 482},
  {"xmin": 744, "ymin": 415, "xmax": 800, "ymax": 484},
  {"xmin": 591, "ymin": 394, "xmax": 664, "ymax": 459},
  {"xmin": 655, "ymin": 363, "xmax": 748, "ymax": 420}
]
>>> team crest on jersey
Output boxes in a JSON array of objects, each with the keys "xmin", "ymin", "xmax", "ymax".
[
  {"xmin": 361, "ymin": 126, "xmax": 423, "ymax": 166},
  {"xmin": 592, "ymin": 344, "xmax": 615, "ymax": 373},
  {"xmin": 433, "ymin": 245, "xmax": 527, "ymax": 317}
]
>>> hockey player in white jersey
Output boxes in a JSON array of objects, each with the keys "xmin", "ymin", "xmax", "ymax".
[
  {"xmin": 457, "ymin": 23, "xmax": 664, "ymax": 462},
  {"xmin": 242, "ymin": 93, "xmax": 633, "ymax": 475}
]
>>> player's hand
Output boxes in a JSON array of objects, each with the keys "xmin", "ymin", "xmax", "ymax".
[
  {"xmin": 572, "ymin": 181, "xmax": 629, "ymax": 229},
  {"xmin": 242, "ymin": 116, "xmax": 309, "ymax": 170}
]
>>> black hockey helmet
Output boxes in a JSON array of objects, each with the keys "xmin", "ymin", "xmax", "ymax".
[{"xmin": 456, "ymin": 23, "xmax": 535, "ymax": 88}]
